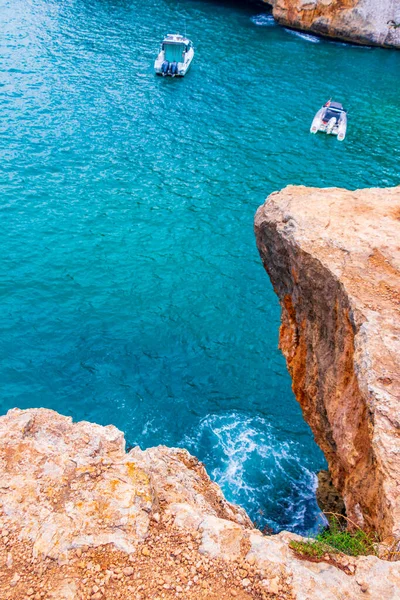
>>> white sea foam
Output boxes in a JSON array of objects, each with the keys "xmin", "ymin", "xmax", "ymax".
[
  {"xmin": 285, "ymin": 29, "xmax": 321, "ymax": 43},
  {"xmin": 183, "ymin": 412, "xmax": 325, "ymax": 534},
  {"xmin": 251, "ymin": 14, "xmax": 276, "ymax": 27}
]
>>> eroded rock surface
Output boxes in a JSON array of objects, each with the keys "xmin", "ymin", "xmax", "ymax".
[
  {"xmin": 0, "ymin": 408, "xmax": 250, "ymax": 561},
  {"xmin": 0, "ymin": 408, "xmax": 399, "ymax": 599},
  {"xmin": 255, "ymin": 185, "xmax": 400, "ymax": 540},
  {"xmin": 267, "ymin": 0, "xmax": 400, "ymax": 48},
  {"xmin": 316, "ymin": 470, "xmax": 346, "ymax": 517}
]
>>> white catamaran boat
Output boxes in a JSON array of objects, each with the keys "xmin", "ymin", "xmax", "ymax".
[
  {"xmin": 154, "ymin": 34, "xmax": 194, "ymax": 77},
  {"xmin": 310, "ymin": 101, "xmax": 348, "ymax": 141}
]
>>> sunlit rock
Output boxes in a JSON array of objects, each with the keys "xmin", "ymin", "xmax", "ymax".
[
  {"xmin": 0, "ymin": 406, "xmax": 399, "ymax": 598},
  {"xmin": 266, "ymin": 0, "xmax": 400, "ymax": 48},
  {"xmin": 255, "ymin": 185, "xmax": 400, "ymax": 539}
]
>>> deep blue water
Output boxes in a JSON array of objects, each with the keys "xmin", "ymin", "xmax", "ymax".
[{"xmin": 1, "ymin": 0, "xmax": 399, "ymax": 535}]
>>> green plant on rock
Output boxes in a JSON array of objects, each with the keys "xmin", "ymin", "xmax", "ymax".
[
  {"xmin": 289, "ymin": 514, "xmax": 378, "ymax": 560},
  {"xmin": 289, "ymin": 539, "xmax": 329, "ymax": 560}
]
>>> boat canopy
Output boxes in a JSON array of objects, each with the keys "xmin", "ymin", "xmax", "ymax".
[{"xmin": 164, "ymin": 42, "xmax": 186, "ymax": 62}]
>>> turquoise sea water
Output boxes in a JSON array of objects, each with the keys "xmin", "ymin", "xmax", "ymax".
[{"xmin": 1, "ymin": 0, "xmax": 399, "ymax": 534}]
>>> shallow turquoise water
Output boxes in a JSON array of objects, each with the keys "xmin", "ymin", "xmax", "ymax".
[{"xmin": 1, "ymin": 0, "xmax": 399, "ymax": 534}]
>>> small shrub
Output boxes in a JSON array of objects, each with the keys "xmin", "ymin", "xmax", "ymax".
[
  {"xmin": 289, "ymin": 539, "xmax": 329, "ymax": 560},
  {"xmin": 289, "ymin": 515, "xmax": 378, "ymax": 560},
  {"xmin": 316, "ymin": 516, "xmax": 377, "ymax": 557}
]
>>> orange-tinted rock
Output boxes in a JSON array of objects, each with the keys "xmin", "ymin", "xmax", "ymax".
[
  {"xmin": 255, "ymin": 185, "xmax": 400, "ymax": 538},
  {"xmin": 0, "ymin": 408, "xmax": 250, "ymax": 561},
  {"xmin": 267, "ymin": 0, "xmax": 400, "ymax": 48},
  {"xmin": 0, "ymin": 407, "xmax": 399, "ymax": 598}
]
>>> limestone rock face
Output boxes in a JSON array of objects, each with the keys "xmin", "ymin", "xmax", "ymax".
[
  {"xmin": 0, "ymin": 408, "xmax": 250, "ymax": 561},
  {"xmin": 267, "ymin": 0, "xmax": 400, "ymax": 48},
  {"xmin": 0, "ymin": 407, "xmax": 399, "ymax": 599},
  {"xmin": 255, "ymin": 185, "xmax": 400, "ymax": 539}
]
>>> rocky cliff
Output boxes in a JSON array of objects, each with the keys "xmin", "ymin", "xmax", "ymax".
[
  {"xmin": 0, "ymin": 408, "xmax": 399, "ymax": 599},
  {"xmin": 266, "ymin": 0, "xmax": 400, "ymax": 48},
  {"xmin": 255, "ymin": 185, "xmax": 400, "ymax": 541}
]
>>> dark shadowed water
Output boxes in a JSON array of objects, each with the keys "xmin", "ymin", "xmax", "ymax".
[{"xmin": 1, "ymin": 0, "xmax": 399, "ymax": 534}]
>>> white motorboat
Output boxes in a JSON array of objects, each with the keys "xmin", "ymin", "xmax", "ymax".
[
  {"xmin": 310, "ymin": 101, "xmax": 348, "ymax": 141},
  {"xmin": 154, "ymin": 34, "xmax": 194, "ymax": 77}
]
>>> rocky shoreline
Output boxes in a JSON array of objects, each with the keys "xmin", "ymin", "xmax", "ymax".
[
  {"xmin": 0, "ymin": 407, "xmax": 399, "ymax": 599},
  {"xmin": 263, "ymin": 0, "xmax": 400, "ymax": 49}
]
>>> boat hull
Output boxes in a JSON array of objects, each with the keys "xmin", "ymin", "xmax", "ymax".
[{"xmin": 310, "ymin": 107, "xmax": 347, "ymax": 141}]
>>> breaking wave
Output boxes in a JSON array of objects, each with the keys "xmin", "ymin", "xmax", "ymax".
[{"xmin": 183, "ymin": 412, "xmax": 326, "ymax": 535}]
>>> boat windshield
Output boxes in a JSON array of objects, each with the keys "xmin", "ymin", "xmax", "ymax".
[{"xmin": 164, "ymin": 43, "xmax": 186, "ymax": 62}]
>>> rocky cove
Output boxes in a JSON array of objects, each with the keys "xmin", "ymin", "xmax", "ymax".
[
  {"xmin": 1, "ymin": 186, "xmax": 400, "ymax": 599},
  {"xmin": 1, "ymin": 0, "xmax": 400, "ymax": 598}
]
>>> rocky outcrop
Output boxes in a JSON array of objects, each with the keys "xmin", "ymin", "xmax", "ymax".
[
  {"xmin": 255, "ymin": 185, "xmax": 400, "ymax": 541},
  {"xmin": 0, "ymin": 408, "xmax": 400, "ymax": 599},
  {"xmin": 266, "ymin": 0, "xmax": 400, "ymax": 48},
  {"xmin": 0, "ymin": 408, "xmax": 250, "ymax": 561}
]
